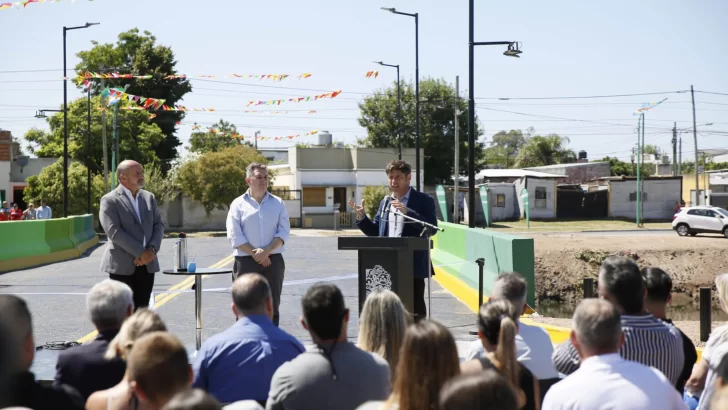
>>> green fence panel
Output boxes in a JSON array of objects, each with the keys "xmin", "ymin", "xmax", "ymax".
[
  {"xmin": 431, "ymin": 221, "xmax": 535, "ymax": 306},
  {"xmin": 44, "ymin": 218, "xmax": 74, "ymax": 253},
  {"xmin": 68, "ymin": 215, "xmax": 95, "ymax": 247},
  {"xmin": 0, "ymin": 220, "xmax": 51, "ymax": 261}
]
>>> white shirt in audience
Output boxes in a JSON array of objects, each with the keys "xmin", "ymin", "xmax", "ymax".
[
  {"xmin": 465, "ymin": 320, "xmax": 559, "ymax": 380},
  {"xmin": 697, "ymin": 342, "xmax": 728, "ymax": 410},
  {"xmin": 542, "ymin": 353, "xmax": 687, "ymax": 410}
]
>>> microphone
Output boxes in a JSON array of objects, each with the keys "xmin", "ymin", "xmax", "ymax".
[{"xmin": 379, "ymin": 195, "xmax": 392, "ymax": 221}]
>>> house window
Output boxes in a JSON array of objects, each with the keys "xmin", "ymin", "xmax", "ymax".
[
  {"xmin": 629, "ymin": 192, "xmax": 648, "ymax": 202},
  {"xmin": 535, "ymin": 187, "xmax": 547, "ymax": 209},
  {"xmin": 303, "ymin": 187, "xmax": 326, "ymax": 207},
  {"xmin": 496, "ymin": 194, "xmax": 506, "ymax": 208}
]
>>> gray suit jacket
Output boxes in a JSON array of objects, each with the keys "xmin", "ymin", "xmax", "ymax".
[{"xmin": 99, "ymin": 186, "xmax": 164, "ymax": 275}]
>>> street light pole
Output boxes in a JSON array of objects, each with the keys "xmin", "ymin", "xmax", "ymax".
[
  {"xmin": 87, "ymin": 85, "xmax": 91, "ymax": 214},
  {"xmin": 691, "ymin": 85, "xmax": 700, "ymax": 204},
  {"xmin": 63, "ymin": 22, "xmax": 99, "ymax": 217},
  {"xmin": 381, "ymin": 7, "xmax": 419, "ymax": 189},
  {"xmin": 466, "ymin": 4, "xmax": 521, "ymax": 228},
  {"xmin": 374, "ymin": 61, "xmax": 401, "ymax": 159}
]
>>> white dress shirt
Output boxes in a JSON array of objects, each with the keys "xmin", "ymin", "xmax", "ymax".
[
  {"xmin": 542, "ymin": 353, "xmax": 687, "ymax": 410},
  {"xmin": 121, "ymin": 185, "xmax": 145, "ymax": 247},
  {"xmin": 465, "ymin": 321, "xmax": 559, "ymax": 379},
  {"xmin": 226, "ymin": 191, "xmax": 290, "ymax": 257},
  {"xmin": 387, "ymin": 188, "xmax": 411, "ymax": 238}
]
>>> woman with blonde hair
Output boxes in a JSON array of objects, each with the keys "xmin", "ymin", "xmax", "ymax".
[
  {"xmin": 357, "ymin": 290, "xmax": 409, "ymax": 383},
  {"xmin": 686, "ymin": 273, "xmax": 728, "ymax": 407},
  {"xmin": 357, "ymin": 319, "xmax": 461, "ymax": 410},
  {"xmin": 86, "ymin": 308, "xmax": 167, "ymax": 410},
  {"xmin": 460, "ymin": 299, "xmax": 540, "ymax": 410}
]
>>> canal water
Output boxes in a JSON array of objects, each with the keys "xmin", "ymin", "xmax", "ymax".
[{"xmin": 534, "ymin": 301, "xmax": 728, "ymax": 321}]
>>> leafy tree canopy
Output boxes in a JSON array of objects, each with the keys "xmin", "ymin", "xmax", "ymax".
[
  {"xmin": 188, "ymin": 120, "xmax": 252, "ymax": 154},
  {"xmin": 24, "ymin": 97, "xmax": 165, "ymax": 174},
  {"xmin": 176, "ymin": 145, "xmax": 268, "ymax": 214},
  {"xmin": 23, "ymin": 158, "xmax": 105, "ymax": 217},
  {"xmin": 75, "ymin": 28, "xmax": 192, "ymax": 172},
  {"xmin": 357, "ymin": 77, "xmax": 485, "ymax": 185},
  {"xmin": 515, "ymin": 134, "xmax": 577, "ymax": 168}
]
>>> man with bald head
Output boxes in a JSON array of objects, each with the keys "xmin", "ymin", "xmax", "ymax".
[
  {"xmin": 192, "ymin": 273, "xmax": 304, "ymax": 405},
  {"xmin": 99, "ymin": 159, "xmax": 164, "ymax": 310}
]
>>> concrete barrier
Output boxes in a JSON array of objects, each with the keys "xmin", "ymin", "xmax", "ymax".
[
  {"xmin": 431, "ymin": 222, "xmax": 535, "ymax": 311},
  {"xmin": 0, "ymin": 215, "xmax": 99, "ymax": 272}
]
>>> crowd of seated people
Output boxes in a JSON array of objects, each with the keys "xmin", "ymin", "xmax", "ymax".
[{"xmin": 4, "ymin": 257, "xmax": 728, "ymax": 410}]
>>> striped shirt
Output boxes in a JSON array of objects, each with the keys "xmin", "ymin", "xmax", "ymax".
[{"xmin": 552, "ymin": 313, "xmax": 685, "ymax": 386}]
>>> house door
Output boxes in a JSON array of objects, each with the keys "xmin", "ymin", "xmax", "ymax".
[{"xmin": 333, "ymin": 188, "xmax": 347, "ymax": 212}]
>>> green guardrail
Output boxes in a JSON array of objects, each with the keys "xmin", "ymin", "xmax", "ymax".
[
  {"xmin": 431, "ymin": 221, "xmax": 535, "ymax": 307},
  {"xmin": 0, "ymin": 215, "xmax": 98, "ymax": 270}
]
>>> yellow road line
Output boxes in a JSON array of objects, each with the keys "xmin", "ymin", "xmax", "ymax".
[{"xmin": 76, "ymin": 255, "xmax": 235, "ymax": 343}]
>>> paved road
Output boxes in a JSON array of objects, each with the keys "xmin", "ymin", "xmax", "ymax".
[
  {"xmin": 0, "ymin": 233, "xmax": 477, "ymax": 379},
  {"xmin": 521, "ymin": 229, "xmax": 675, "ymax": 237}
]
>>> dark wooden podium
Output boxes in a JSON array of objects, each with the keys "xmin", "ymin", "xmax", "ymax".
[{"xmin": 338, "ymin": 237, "xmax": 429, "ymax": 314}]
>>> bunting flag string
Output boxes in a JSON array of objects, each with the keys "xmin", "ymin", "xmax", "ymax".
[
  {"xmin": 365, "ymin": 71, "xmax": 379, "ymax": 78},
  {"xmin": 1, "ymin": 0, "xmax": 93, "ymax": 11},
  {"xmin": 189, "ymin": 126, "xmax": 318, "ymax": 142},
  {"xmin": 246, "ymin": 90, "xmax": 341, "ymax": 107},
  {"xmin": 70, "ymin": 71, "xmax": 313, "ymax": 81}
]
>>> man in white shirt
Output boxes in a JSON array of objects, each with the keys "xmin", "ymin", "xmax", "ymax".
[
  {"xmin": 226, "ymin": 162, "xmax": 290, "ymax": 326},
  {"xmin": 465, "ymin": 272, "xmax": 559, "ymax": 381},
  {"xmin": 542, "ymin": 298, "xmax": 687, "ymax": 410},
  {"xmin": 35, "ymin": 200, "xmax": 52, "ymax": 220}
]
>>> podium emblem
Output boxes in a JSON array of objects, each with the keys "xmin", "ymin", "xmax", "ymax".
[{"xmin": 365, "ymin": 265, "xmax": 393, "ymax": 296}]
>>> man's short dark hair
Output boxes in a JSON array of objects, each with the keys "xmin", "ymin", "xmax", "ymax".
[
  {"xmin": 0, "ymin": 295, "xmax": 32, "ymax": 346},
  {"xmin": 302, "ymin": 283, "xmax": 347, "ymax": 339},
  {"xmin": 163, "ymin": 388, "xmax": 221, "ymax": 410},
  {"xmin": 599, "ymin": 256, "xmax": 644, "ymax": 314},
  {"xmin": 642, "ymin": 267, "xmax": 672, "ymax": 304},
  {"xmin": 232, "ymin": 273, "xmax": 272, "ymax": 313},
  {"xmin": 386, "ymin": 160, "xmax": 411, "ymax": 176}
]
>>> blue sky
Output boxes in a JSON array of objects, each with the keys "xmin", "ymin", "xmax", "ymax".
[{"xmin": 1, "ymin": 0, "xmax": 726, "ymax": 162}]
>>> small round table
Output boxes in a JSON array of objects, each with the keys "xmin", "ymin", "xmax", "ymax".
[{"xmin": 163, "ymin": 267, "xmax": 232, "ymax": 350}]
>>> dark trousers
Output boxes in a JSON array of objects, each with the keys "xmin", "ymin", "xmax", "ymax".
[
  {"xmin": 414, "ymin": 278, "xmax": 426, "ymax": 322},
  {"xmin": 110, "ymin": 265, "xmax": 155, "ymax": 310},
  {"xmin": 233, "ymin": 254, "xmax": 285, "ymax": 326}
]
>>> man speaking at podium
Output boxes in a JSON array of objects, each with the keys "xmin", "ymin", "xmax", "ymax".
[{"xmin": 349, "ymin": 160, "xmax": 438, "ymax": 321}]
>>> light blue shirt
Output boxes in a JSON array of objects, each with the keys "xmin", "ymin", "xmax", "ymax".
[
  {"xmin": 35, "ymin": 206, "xmax": 52, "ymax": 220},
  {"xmin": 226, "ymin": 190, "xmax": 290, "ymax": 257},
  {"xmin": 387, "ymin": 187, "xmax": 411, "ymax": 238},
  {"xmin": 193, "ymin": 314, "xmax": 305, "ymax": 403}
]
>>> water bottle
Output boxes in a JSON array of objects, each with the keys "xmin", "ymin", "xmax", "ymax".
[
  {"xmin": 173, "ymin": 241, "xmax": 180, "ymax": 270},
  {"xmin": 177, "ymin": 232, "xmax": 188, "ymax": 271}
]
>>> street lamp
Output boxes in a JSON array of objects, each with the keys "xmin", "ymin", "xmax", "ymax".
[
  {"xmin": 63, "ymin": 22, "xmax": 99, "ymax": 218},
  {"xmin": 34, "ymin": 109, "xmax": 64, "ymax": 119},
  {"xmin": 381, "ymin": 7, "xmax": 420, "ymax": 190},
  {"xmin": 374, "ymin": 61, "xmax": 402, "ymax": 160},
  {"xmin": 467, "ymin": 1, "xmax": 522, "ymax": 228}
]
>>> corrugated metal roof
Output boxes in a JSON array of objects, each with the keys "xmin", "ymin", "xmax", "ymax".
[{"xmin": 525, "ymin": 161, "xmax": 609, "ymax": 170}]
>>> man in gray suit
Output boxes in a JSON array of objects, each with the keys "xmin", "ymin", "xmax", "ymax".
[{"xmin": 99, "ymin": 160, "xmax": 164, "ymax": 310}]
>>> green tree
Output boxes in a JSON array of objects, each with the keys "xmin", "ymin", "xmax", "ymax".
[
  {"xmin": 188, "ymin": 120, "xmax": 251, "ymax": 154},
  {"xmin": 357, "ymin": 78, "xmax": 485, "ymax": 184},
  {"xmin": 176, "ymin": 145, "xmax": 267, "ymax": 214},
  {"xmin": 23, "ymin": 158, "xmax": 105, "ymax": 217},
  {"xmin": 142, "ymin": 162, "xmax": 178, "ymax": 205},
  {"xmin": 515, "ymin": 134, "xmax": 576, "ymax": 168},
  {"xmin": 24, "ymin": 97, "xmax": 165, "ymax": 174},
  {"xmin": 362, "ymin": 186, "xmax": 389, "ymax": 220},
  {"xmin": 483, "ymin": 129, "xmax": 530, "ymax": 168},
  {"xmin": 643, "ymin": 144, "xmax": 662, "ymax": 158},
  {"xmin": 75, "ymin": 28, "xmax": 193, "ymax": 172}
]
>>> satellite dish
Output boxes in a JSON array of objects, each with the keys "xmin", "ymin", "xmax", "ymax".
[{"xmin": 15, "ymin": 155, "xmax": 29, "ymax": 173}]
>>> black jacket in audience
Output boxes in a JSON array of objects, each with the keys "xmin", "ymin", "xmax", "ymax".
[
  {"xmin": 9, "ymin": 371, "xmax": 85, "ymax": 410},
  {"xmin": 664, "ymin": 318, "xmax": 698, "ymax": 392},
  {"xmin": 54, "ymin": 328, "xmax": 126, "ymax": 399}
]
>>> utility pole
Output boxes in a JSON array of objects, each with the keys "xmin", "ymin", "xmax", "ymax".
[
  {"xmin": 254, "ymin": 130, "xmax": 260, "ymax": 151},
  {"xmin": 101, "ymin": 78, "xmax": 109, "ymax": 193},
  {"xmin": 453, "ymin": 76, "xmax": 461, "ymax": 223},
  {"xmin": 691, "ymin": 85, "xmax": 700, "ymax": 205},
  {"xmin": 672, "ymin": 122, "xmax": 678, "ymax": 176},
  {"xmin": 86, "ymin": 84, "xmax": 92, "ymax": 214},
  {"xmin": 636, "ymin": 113, "xmax": 643, "ymax": 227},
  {"xmin": 679, "ymin": 136, "xmax": 682, "ymax": 175},
  {"xmin": 111, "ymin": 103, "xmax": 120, "ymax": 190}
]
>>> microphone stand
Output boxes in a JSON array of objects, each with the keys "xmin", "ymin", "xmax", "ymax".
[{"xmin": 392, "ymin": 210, "xmax": 444, "ymax": 319}]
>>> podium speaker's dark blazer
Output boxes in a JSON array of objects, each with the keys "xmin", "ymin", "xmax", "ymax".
[{"xmin": 356, "ymin": 189, "xmax": 438, "ymax": 279}]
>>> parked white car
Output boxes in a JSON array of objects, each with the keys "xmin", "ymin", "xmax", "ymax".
[{"xmin": 672, "ymin": 206, "xmax": 728, "ymax": 238}]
